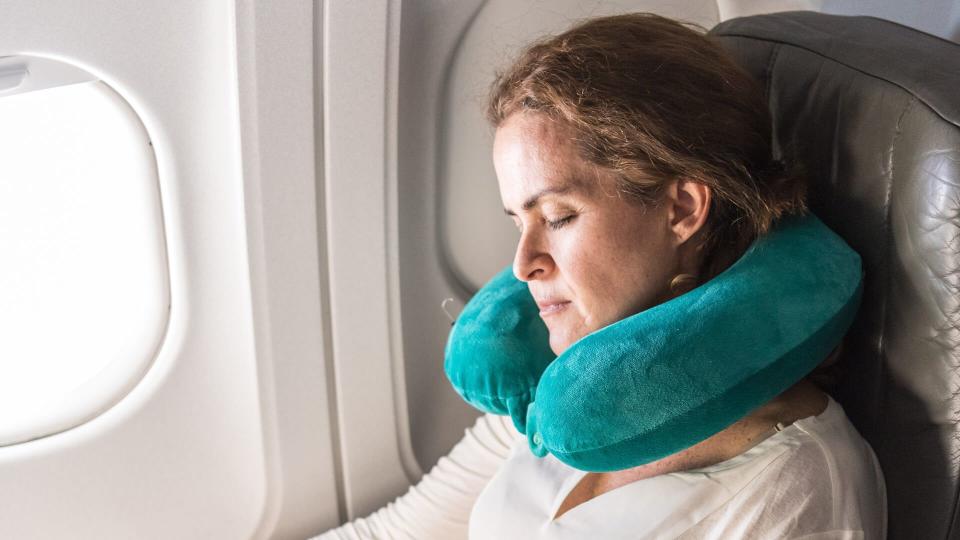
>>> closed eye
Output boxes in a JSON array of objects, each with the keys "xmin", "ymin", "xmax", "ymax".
[{"xmin": 547, "ymin": 215, "xmax": 575, "ymax": 230}]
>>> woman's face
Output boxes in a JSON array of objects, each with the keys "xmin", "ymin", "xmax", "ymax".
[{"xmin": 493, "ymin": 112, "xmax": 705, "ymax": 355}]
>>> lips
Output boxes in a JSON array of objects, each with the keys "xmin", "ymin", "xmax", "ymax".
[{"xmin": 535, "ymin": 297, "xmax": 571, "ymax": 316}]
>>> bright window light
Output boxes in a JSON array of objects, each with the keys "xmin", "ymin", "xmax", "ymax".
[{"xmin": 0, "ymin": 59, "xmax": 168, "ymax": 445}]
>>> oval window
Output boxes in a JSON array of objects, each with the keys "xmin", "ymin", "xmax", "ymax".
[{"xmin": 0, "ymin": 55, "xmax": 169, "ymax": 445}]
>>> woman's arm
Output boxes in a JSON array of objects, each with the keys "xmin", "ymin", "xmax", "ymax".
[{"xmin": 312, "ymin": 413, "xmax": 522, "ymax": 540}]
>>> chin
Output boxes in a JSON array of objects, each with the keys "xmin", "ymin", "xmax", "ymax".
[
  {"xmin": 548, "ymin": 334, "xmax": 574, "ymax": 356},
  {"xmin": 547, "ymin": 337, "xmax": 564, "ymax": 356}
]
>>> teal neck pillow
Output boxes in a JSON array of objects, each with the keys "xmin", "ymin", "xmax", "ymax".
[{"xmin": 444, "ymin": 212, "xmax": 863, "ymax": 472}]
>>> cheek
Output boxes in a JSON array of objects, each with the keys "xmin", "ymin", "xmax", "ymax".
[
  {"xmin": 581, "ymin": 235, "xmax": 664, "ymax": 323},
  {"xmin": 559, "ymin": 246, "xmax": 617, "ymax": 324},
  {"xmin": 554, "ymin": 215, "xmax": 665, "ymax": 325},
  {"xmin": 552, "ymin": 236, "xmax": 598, "ymax": 295}
]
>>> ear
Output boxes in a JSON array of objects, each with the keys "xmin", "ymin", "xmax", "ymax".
[{"xmin": 664, "ymin": 178, "xmax": 711, "ymax": 247}]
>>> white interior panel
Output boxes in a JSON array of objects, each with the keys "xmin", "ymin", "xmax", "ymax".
[
  {"xmin": 0, "ymin": 2, "xmax": 339, "ymax": 538},
  {"xmin": 235, "ymin": 1, "xmax": 341, "ymax": 537},
  {"xmin": 322, "ymin": 0, "xmax": 420, "ymax": 521}
]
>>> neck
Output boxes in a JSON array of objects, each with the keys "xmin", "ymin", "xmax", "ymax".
[{"xmin": 612, "ymin": 379, "xmax": 827, "ymax": 481}]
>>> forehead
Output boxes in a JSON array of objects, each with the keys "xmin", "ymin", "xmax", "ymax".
[{"xmin": 493, "ymin": 113, "xmax": 597, "ymax": 199}]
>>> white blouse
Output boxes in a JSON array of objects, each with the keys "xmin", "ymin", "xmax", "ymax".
[{"xmin": 469, "ymin": 395, "xmax": 887, "ymax": 539}]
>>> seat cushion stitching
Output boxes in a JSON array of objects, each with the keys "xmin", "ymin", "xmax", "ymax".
[{"xmin": 762, "ymin": 42, "xmax": 781, "ymax": 103}]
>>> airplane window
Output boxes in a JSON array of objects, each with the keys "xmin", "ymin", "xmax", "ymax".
[{"xmin": 0, "ymin": 56, "xmax": 168, "ymax": 446}]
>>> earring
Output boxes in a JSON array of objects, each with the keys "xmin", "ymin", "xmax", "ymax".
[{"xmin": 669, "ymin": 273, "xmax": 697, "ymax": 296}]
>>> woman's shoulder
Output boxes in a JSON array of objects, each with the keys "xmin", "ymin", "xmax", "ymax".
[
  {"xmin": 786, "ymin": 394, "xmax": 886, "ymax": 497},
  {"xmin": 678, "ymin": 395, "xmax": 887, "ymax": 539}
]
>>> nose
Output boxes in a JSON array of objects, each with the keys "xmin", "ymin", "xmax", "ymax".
[{"xmin": 512, "ymin": 227, "xmax": 553, "ymax": 282}]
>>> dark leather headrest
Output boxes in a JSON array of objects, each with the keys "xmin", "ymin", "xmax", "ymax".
[{"xmin": 710, "ymin": 11, "xmax": 960, "ymax": 539}]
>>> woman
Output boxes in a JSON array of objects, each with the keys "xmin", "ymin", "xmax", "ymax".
[
  {"xmin": 467, "ymin": 12, "xmax": 886, "ymax": 538},
  {"xmin": 318, "ymin": 12, "xmax": 886, "ymax": 540}
]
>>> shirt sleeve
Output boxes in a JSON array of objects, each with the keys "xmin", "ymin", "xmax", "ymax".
[{"xmin": 311, "ymin": 413, "xmax": 523, "ymax": 540}]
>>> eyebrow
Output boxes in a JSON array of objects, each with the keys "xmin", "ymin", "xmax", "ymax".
[{"xmin": 503, "ymin": 185, "xmax": 577, "ymax": 216}]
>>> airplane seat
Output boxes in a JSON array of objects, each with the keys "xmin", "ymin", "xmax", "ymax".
[{"xmin": 710, "ymin": 11, "xmax": 960, "ymax": 540}]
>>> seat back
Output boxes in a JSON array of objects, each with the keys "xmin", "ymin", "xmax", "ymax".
[{"xmin": 710, "ymin": 11, "xmax": 960, "ymax": 539}]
